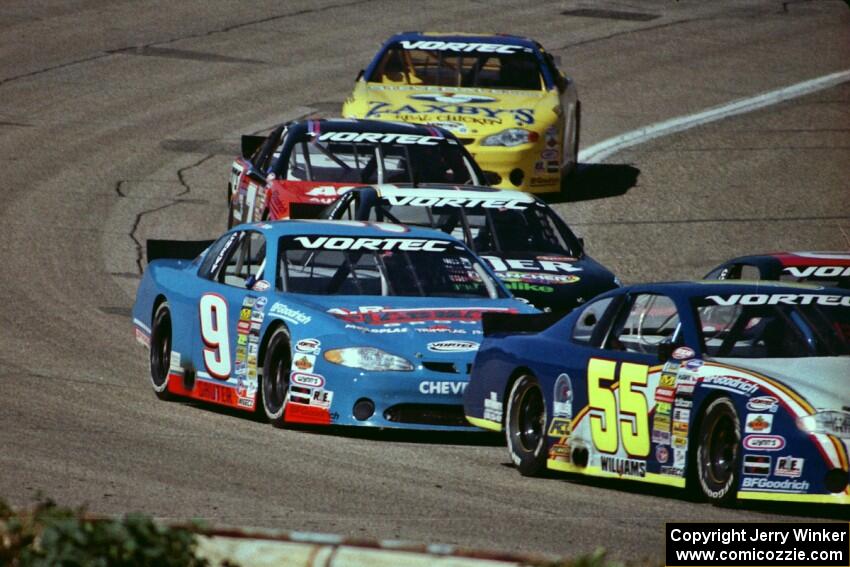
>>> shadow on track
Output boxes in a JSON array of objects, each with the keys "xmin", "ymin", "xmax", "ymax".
[
  {"xmin": 496, "ymin": 462, "xmax": 847, "ymax": 519},
  {"xmin": 542, "ymin": 162, "xmax": 641, "ymax": 205},
  {"xmin": 177, "ymin": 399, "xmax": 503, "ymax": 447}
]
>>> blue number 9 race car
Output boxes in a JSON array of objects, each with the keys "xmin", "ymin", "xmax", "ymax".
[
  {"xmin": 132, "ymin": 220, "xmax": 535, "ymax": 430},
  {"xmin": 464, "ymin": 281, "xmax": 850, "ymax": 505}
]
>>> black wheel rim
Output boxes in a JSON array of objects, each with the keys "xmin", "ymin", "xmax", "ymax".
[
  {"xmin": 263, "ymin": 345, "xmax": 289, "ymax": 413},
  {"xmin": 151, "ymin": 312, "xmax": 170, "ymax": 388},
  {"xmin": 706, "ymin": 413, "xmax": 737, "ymax": 485},
  {"xmin": 517, "ymin": 384, "xmax": 544, "ymax": 452}
]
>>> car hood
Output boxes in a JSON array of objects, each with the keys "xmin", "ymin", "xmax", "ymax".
[
  {"xmin": 478, "ymin": 252, "xmax": 618, "ymax": 311},
  {"xmin": 712, "ymin": 357, "xmax": 850, "ymax": 411},
  {"xmin": 281, "ymin": 293, "xmax": 536, "ymax": 357},
  {"xmin": 357, "ymin": 84, "xmax": 556, "ymax": 138}
]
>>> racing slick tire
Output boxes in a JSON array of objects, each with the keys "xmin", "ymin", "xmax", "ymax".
[
  {"xmin": 506, "ymin": 374, "xmax": 548, "ymax": 477},
  {"xmin": 149, "ymin": 302, "xmax": 175, "ymax": 401},
  {"xmin": 696, "ymin": 396, "xmax": 741, "ymax": 505},
  {"xmin": 260, "ymin": 325, "xmax": 292, "ymax": 427}
]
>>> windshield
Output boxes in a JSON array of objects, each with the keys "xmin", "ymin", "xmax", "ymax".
[
  {"xmin": 278, "ymin": 133, "xmax": 476, "ymax": 185},
  {"xmin": 693, "ymin": 293, "xmax": 850, "ymax": 358},
  {"xmin": 368, "ymin": 44, "xmax": 543, "ymax": 90},
  {"xmin": 278, "ymin": 234, "xmax": 504, "ymax": 298},
  {"xmin": 358, "ymin": 196, "xmax": 581, "ymax": 256}
]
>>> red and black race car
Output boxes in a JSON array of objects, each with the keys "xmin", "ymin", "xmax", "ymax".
[
  {"xmin": 227, "ymin": 118, "xmax": 484, "ymax": 226},
  {"xmin": 706, "ymin": 252, "xmax": 850, "ymax": 289}
]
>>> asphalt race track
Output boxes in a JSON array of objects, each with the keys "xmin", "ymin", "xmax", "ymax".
[{"xmin": 1, "ymin": 1, "xmax": 848, "ymax": 561}]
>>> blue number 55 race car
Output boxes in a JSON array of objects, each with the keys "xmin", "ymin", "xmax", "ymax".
[
  {"xmin": 132, "ymin": 220, "xmax": 534, "ymax": 430},
  {"xmin": 464, "ymin": 282, "xmax": 850, "ymax": 505}
]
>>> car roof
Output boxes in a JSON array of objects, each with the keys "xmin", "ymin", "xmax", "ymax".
[
  {"xmin": 615, "ymin": 280, "xmax": 850, "ymax": 298},
  {"xmin": 285, "ymin": 118, "xmax": 454, "ymax": 138},
  {"xmin": 390, "ymin": 31, "xmax": 539, "ymax": 50},
  {"xmin": 239, "ymin": 219, "xmax": 463, "ymax": 241},
  {"xmin": 359, "ymin": 183, "xmax": 539, "ymax": 203}
]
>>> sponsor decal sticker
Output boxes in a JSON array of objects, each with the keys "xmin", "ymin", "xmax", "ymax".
[
  {"xmin": 483, "ymin": 391, "xmax": 503, "ymax": 422},
  {"xmin": 419, "ymin": 381, "xmax": 467, "ymax": 395},
  {"xmin": 745, "ymin": 413, "xmax": 774, "ymax": 433},
  {"xmin": 706, "ymin": 293, "xmax": 850, "ymax": 307},
  {"xmin": 743, "ymin": 454, "xmax": 771, "ymax": 475},
  {"xmin": 318, "ymin": 131, "xmax": 441, "ymax": 145},
  {"xmin": 399, "ymin": 40, "xmax": 525, "ymax": 54},
  {"xmin": 295, "ymin": 338, "xmax": 321, "ymax": 354},
  {"xmin": 384, "ymin": 194, "xmax": 529, "ymax": 210},
  {"xmin": 743, "ymin": 434, "xmax": 785, "ymax": 451},
  {"xmin": 746, "ymin": 396, "xmax": 779, "ymax": 413},
  {"xmin": 774, "ymin": 455, "xmax": 804, "ymax": 477},
  {"xmin": 252, "ymin": 279, "xmax": 270, "ymax": 291},
  {"xmin": 655, "ymin": 445, "xmax": 669, "ymax": 463},
  {"xmin": 291, "ymin": 372, "xmax": 324, "ymax": 388},
  {"xmin": 426, "ymin": 340, "xmax": 479, "ymax": 353},
  {"xmin": 548, "ymin": 417, "xmax": 571, "ymax": 438},
  {"xmin": 702, "ymin": 375, "xmax": 759, "ymax": 395},
  {"xmin": 292, "ymin": 354, "xmax": 316, "ymax": 372},
  {"xmin": 600, "ymin": 456, "xmax": 646, "ymax": 478},
  {"xmin": 741, "ymin": 477, "xmax": 809, "ymax": 492},
  {"xmin": 671, "ymin": 346, "xmax": 696, "ymax": 360},
  {"xmin": 269, "ymin": 303, "xmax": 312, "ymax": 325},
  {"xmin": 410, "ymin": 93, "xmax": 496, "ymax": 104},
  {"xmin": 294, "ymin": 235, "xmax": 449, "ymax": 252}
]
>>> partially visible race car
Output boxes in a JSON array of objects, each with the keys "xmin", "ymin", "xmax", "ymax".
[
  {"xmin": 706, "ymin": 252, "xmax": 850, "ymax": 289},
  {"xmin": 322, "ymin": 184, "xmax": 618, "ymax": 311},
  {"xmin": 228, "ymin": 118, "xmax": 484, "ymax": 227},
  {"xmin": 133, "ymin": 220, "xmax": 535, "ymax": 430},
  {"xmin": 464, "ymin": 281, "xmax": 850, "ymax": 505},
  {"xmin": 343, "ymin": 32, "xmax": 579, "ymax": 194}
]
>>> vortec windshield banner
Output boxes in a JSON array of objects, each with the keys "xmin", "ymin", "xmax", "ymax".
[
  {"xmin": 317, "ymin": 131, "xmax": 441, "ymax": 145},
  {"xmin": 384, "ymin": 194, "xmax": 529, "ymax": 210},
  {"xmin": 293, "ymin": 236, "xmax": 448, "ymax": 252},
  {"xmin": 706, "ymin": 294, "xmax": 850, "ymax": 306},
  {"xmin": 398, "ymin": 40, "xmax": 524, "ymax": 54}
]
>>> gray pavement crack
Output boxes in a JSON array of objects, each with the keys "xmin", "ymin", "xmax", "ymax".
[
  {"xmin": 124, "ymin": 154, "xmax": 215, "ymax": 273},
  {"xmin": 0, "ymin": 0, "xmax": 375, "ymax": 88}
]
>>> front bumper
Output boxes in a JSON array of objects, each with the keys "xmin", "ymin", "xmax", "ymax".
[
  {"xmin": 468, "ymin": 140, "xmax": 561, "ymax": 194},
  {"xmin": 285, "ymin": 364, "xmax": 481, "ymax": 432}
]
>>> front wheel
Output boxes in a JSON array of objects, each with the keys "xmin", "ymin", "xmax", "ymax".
[
  {"xmin": 696, "ymin": 397, "xmax": 741, "ymax": 505},
  {"xmin": 505, "ymin": 374, "xmax": 548, "ymax": 476},
  {"xmin": 260, "ymin": 326, "xmax": 292, "ymax": 427},
  {"xmin": 149, "ymin": 302, "xmax": 175, "ymax": 401}
]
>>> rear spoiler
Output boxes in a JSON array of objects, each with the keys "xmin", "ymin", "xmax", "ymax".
[
  {"xmin": 241, "ymin": 135, "xmax": 265, "ymax": 159},
  {"xmin": 481, "ymin": 311, "xmax": 569, "ymax": 338},
  {"xmin": 146, "ymin": 239, "xmax": 215, "ymax": 264}
]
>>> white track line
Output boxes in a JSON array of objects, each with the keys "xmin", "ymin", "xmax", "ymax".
[{"xmin": 578, "ymin": 69, "xmax": 850, "ymax": 164}]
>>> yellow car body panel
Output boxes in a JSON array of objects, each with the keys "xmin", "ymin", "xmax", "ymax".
[{"xmin": 342, "ymin": 34, "xmax": 579, "ymax": 194}]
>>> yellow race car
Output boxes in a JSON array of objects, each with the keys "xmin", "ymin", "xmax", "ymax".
[{"xmin": 343, "ymin": 32, "xmax": 580, "ymax": 194}]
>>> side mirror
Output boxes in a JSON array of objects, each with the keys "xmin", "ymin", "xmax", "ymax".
[
  {"xmin": 555, "ymin": 71, "xmax": 568, "ymax": 93},
  {"xmin": 657, "ymin": 342, "xmax": 675, "ymax": 363},
  {"xmin": 581, "ymin": 312, "xmax": 597, "ymax": 327},
  {"xmin": 577, "ymin": 237, "xmax": 585, "ymax": 251},
  {"xmin": 355, "ymin": 69, "xmax": 364, "ymax": 81}
]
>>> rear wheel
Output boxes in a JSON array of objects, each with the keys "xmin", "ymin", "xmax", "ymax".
[
  {"xmin": 696, "ymin": 397, "xmax": 741, "ymax": 505},
  {"xmin": 506, "ymin": 374, "xmax": 548, "ymax": 476},
  {"xmin": 260, "ymin": 326, "xmax": 292, "ymax": 427},
  {"xmin": 149, "ymin": 302, "xmax": 175, "ymax": 401}
]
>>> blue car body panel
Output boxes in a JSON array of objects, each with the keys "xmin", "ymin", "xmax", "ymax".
[
  {"xmin": 133, "ymin": 220, "xmax": 536, "ymax": 431},
  {"xmin": 464, "ymin": 281, "xmax": 850, "ymax": 504}
]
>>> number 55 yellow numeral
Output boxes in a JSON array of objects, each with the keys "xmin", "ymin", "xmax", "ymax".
[{"xmin": 587, "ymin": 358, "xmax": 650, "ymax": 457}]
